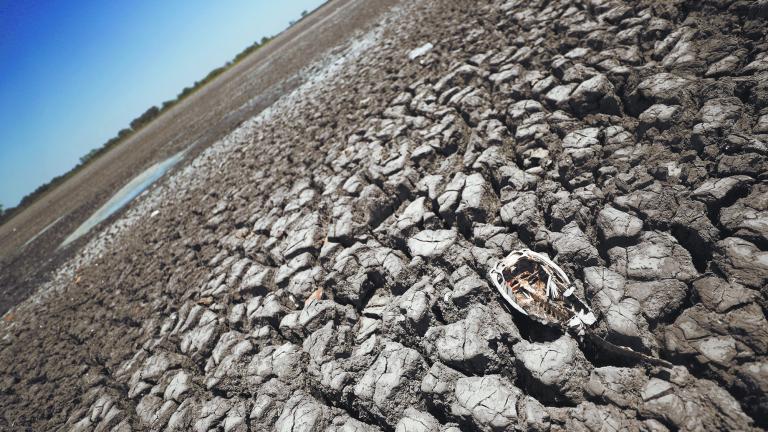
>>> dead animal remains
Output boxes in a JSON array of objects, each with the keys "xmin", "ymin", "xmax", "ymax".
[
  {"xmin": 490, "ymin": 249, "xmax": 596, "ymax": 335},
  {"xmin": 490, "ymin": 249, "xmax": 672, "ymax": 367}
]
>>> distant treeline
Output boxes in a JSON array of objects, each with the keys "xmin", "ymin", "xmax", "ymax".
[{"xmin": 0, "ymin": 33, "xmax": 277, "ymax": 226}]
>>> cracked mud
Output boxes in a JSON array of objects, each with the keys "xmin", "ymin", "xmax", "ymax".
[{"xmin": 2, "ymin": 0, "xmax": 768, "ymax": 430}]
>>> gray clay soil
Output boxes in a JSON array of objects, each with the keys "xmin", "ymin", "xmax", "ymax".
[{"xmin": 1, "ymin": 0, "xmax": 768, "ymax": 430}]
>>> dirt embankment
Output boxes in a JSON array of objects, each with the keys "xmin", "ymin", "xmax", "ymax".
[{"xmin": 1, "ymin": 0, "xmax": 768, "ymax": 430}]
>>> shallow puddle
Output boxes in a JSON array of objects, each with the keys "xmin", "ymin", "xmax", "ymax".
[{"xmin": 59, "ymin": 150, "xmax": 186, "ymax": 248}]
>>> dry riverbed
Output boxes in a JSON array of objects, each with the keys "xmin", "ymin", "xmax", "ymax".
[{"xmin": 1, "ymin": 0, "xmax": 768, "ymax": 430}]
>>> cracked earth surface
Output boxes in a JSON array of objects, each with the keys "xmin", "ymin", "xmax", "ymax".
[{"xmin": 2, "ymin": 0, "xmax": 768, "ymax": 430}]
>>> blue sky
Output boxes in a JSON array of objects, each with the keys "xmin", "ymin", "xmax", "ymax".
[{"xmin": 0, "ymin": 0, "xmax": 324, "ymax": 208}]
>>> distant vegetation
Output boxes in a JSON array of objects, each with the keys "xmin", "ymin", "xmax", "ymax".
[
  {"xmin": 290, "ymin": 10, "xmax": 308, "ymax": 26},
  {"xmin": 0, "ymin": 32, "xmax": 284, "ymax": 225}
]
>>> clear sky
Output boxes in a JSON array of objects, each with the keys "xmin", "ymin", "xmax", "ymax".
[{"xmin": 0, "ymin": 0, "xmax": 325, "ymax": 208}]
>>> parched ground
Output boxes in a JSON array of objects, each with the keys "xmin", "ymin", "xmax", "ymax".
[{"xmin": 1, "ymin": 0, "xmax": 768, "ymax": 430}]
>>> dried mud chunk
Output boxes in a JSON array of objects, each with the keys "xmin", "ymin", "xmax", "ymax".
[
  {"xmin": 597, "ymin": 206, "xmax": 643, "ymax": 241},
  {"xmin": 408, "ymin": 229, "xmax": 458, "ymax": 258},
  {"xmin": 719, "ymin": 183, "xmax": 768, "ymax": 245},
  {"xmin": 544, "ymin": 83, "xmax": 577, "ymax": 109},
  {"xmin": 451, "ymin": 375, "xmax": 522, "ymax": 432},
  {"xmin": 561, "ymin": 127, "xmax": 601, "ymax": 165},
  {"xmin": 180, "ymin": 309, "xmax": 221, "ymax": 356},
  {"xmin": 693, "ymin": 275, "xmax": 756, "ymax": 313},
  {"xmin": 570, "ymin": 74, "xmax": 621, "ymax": 115},
  {"xmin": 250, "ymin": 293, "xmax": 287, "ymax": 326},
  {"xmin": 395, "ymin": 408, "xmax": 441, "ymax": 432},
  {"xmin": 433, "ymin": 64, "xmax": 489, "ymax": 93},
  {"xmin": 755, "ymin": 114, "xmax": 768, "ymax": 134},
  {"xmin": 640, "ymin": 369, "xmax": 756, "ymax": 431},
  {"xmin": 561, "ymin": 402, "xmax": 646, "ymax": 431},
  {"xmin": 713, "ymin": 237, "xmax": 768, "ymax": 290},
  {"xmin": 447, "ymin": 265, "xmax": 493, "ymax": 307},
  {"xmin": 517, "ymin": 396, "xmax": 550, "ymax": 432},
  {"xmin": 586, "ymin": 366, "xmax": 647, "ymax": 409},
  {"xmin": 513, "ymin": 335, "xmax": 592, "ymax": 404},
  {"xmin": 699, "ymin": 97, "xmax": 744, "ymax": 129},
  {"xmin": 249, "ymin": 378, "xmax": 291, "ymax": 429},
  {"xmin": 499, "ymin": 191, "xmax": 543, "ymax": 239},
  {"xmin": 437, "ymin": 173, "xmax": 467, "ymax": 220},
  {"xmin": 507, "ymin": 99, "xmax": 544, "ymax": 121},
  {"xmin": 734, "ymin": 361, "xmax": 768, "ymax": 426},
  {"xmin": 717, "ymin": 153, "xmax": 768, "ymax": 178},
  {"xmin": 70, "ymin": 394, "xmax": 124, "ymax": 432},
  {"xmin": 246, "ymin": 343, "xmax": 303, "ymax": 383},
  {"xmin": 164, "ymin": 371, "xmax": 191, "ymax": 402},
  {"xmin": 317, "ymin": 358, "xmax": 357, "ymax": 401},
  {"xmin": 613, "ymin": 182, "xmax": 681, "ymax": 223},
  {"xmin": 382, "ymin": 276, "xmax": 439, "ymax": 340},
  {"xmin": 608, "ymin": 231, "xmax": 698, "ymax": 282},
  {"xmin": 421, "ymin": 361, "xmax": 465, "ymax": 413},
  {"xmin": 624, "ymin": 279, "xmax": 688, "ymax": 322},
  {"xmin": 239, "ymin": 265, "xmax": 274, "ymax": 294},
  {"xmin": 326, "ymin": 243, "xmax": 409, "ymax": 307},
  {"xmin": 424, "ymin": 304, "xmax": 519, "ymax": 375},
  {"xmin": 353, "ymin": 341, "xmax": 427, "ymax": 427},
  {"xmin": 298, "ymin": 299, "xmax": 355, "ymax": 334},
  {"xmin": 303, "ymin": 322, "xmax": 353, "ymax": 370},
  {"xmin": 551, "ymin": 222, "xmax": 601, "ymax": 267},
  {"xmin": 328, "ymin": 201, "xmax": 366, "ymax": 244},
  {"xmin": 664, "ymin": 303, "xmax": 768, "ymax": 363},
  {"xmin": 638, "ymin": 104, "xmax": 680, "ymax": 131},
  {"xmin": 706, "ymin": 54, "xmax": 740, "ymax": 77},
  {"xmin": 456, "ymin": 173, "xmax": 498, "ymax": 226},
  {"xmin": 691, "ymin": 175, "xmax": 753, "ymax": 208},
  {"xmin": 135, "ymin": 394, "xmax": 167, "ymax": 427},
  {"xmin": 275, "ymin": 253, "xmax": 314, "ymax": 286},
  {"xmin": 392, "ymin": 197, "xmax": 436, "ymax": 238},
  {"xmin": 206, "ymin": 339, "xmax": 254, "ymax": 391},
  {"xmin": 635, "ymin": 72, "xmax": 690, "ymax": 105},
  {"xmin": 221, "ymin": 400, "xmax": 248, "ymax": 432},
  {"xmin": 274, "ymin": 392, "xmax": 332, "ymax": 432},
  {"xmin": 327, "ymin": 414, "xmax": 382, "ymax": 432},
  {"xmin": 193, "ymin": 396, "xmax": 232, "ymax": 432},
  {"xmin": 583, "ymin": 266, "xmax": 626, "ymax": 312},
  {"xmin": 604, "ymin": 298, "xmax": 652, "ymax": 349},
  {"xmin": 139, "ymin": 352, "xmax": 184, "ymax": 383},
  {"xmin": 283, "ymin": 213, "xmax": 324, "ymax": 259},
  {"xmin": 166, "ymin": 398, "xmax": 199, "ymax": 431},
  {"xmin": 670, "ymin": 198, "xmax": 720, "ymax": 253}
]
